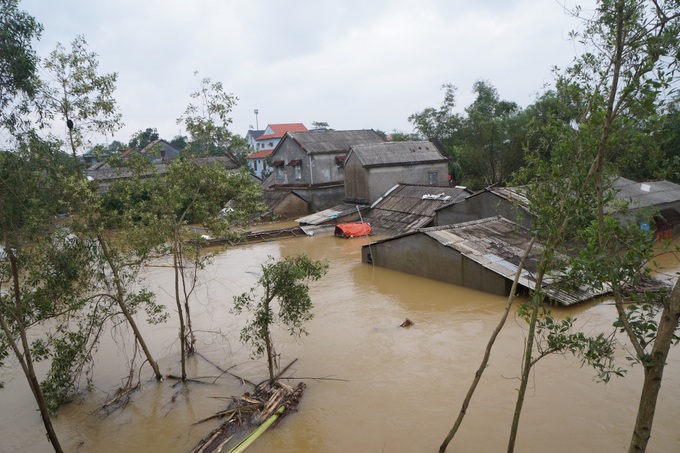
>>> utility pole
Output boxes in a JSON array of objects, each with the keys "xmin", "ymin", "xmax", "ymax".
[{"xmin": 254, "ymin": 109, "xmax": 259, "ymax": 130}]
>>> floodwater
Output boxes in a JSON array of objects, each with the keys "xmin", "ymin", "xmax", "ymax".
[{"xmin": 1, "ymin": 233, "xmax": 680, "ymax": 452}]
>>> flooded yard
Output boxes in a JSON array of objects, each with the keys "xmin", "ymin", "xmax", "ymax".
[{"xmin": 1, "ymin": 233, "xmax": 679, "ymax": 452}]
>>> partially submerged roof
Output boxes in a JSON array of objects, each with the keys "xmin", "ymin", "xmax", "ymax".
[
  {"xmin": 365, "ymin": 184, "xmax": 471, "ymax": 233},
  {"xmin": 348, "ymin": 140, "xmax": 447, "ymax": 167},
  {"xmin": 296, "ymin": 203, "xmax": 365, "ymax": 225},
  {"xmin": 284, "ymin": 130, "xmax": 383, "ymax": 155},
  {"xmin": 367, "ymin": 216, "xmax": 608, "ymax": 306},
  {"xmin": 263, "ymin": 189, "xmax": 306, "ymax": 209},
  {"xmin": 438, "ymin": 177, "xmax": 680, "ymax": 219},
  {"xmin": 613, "ymin": 177, "xmax": 680, "ymax": 210}
]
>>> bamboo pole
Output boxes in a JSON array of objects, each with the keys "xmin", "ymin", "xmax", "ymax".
[{"xmin": 228, "ymin": 406, "xmax": 285, "ymax": 453}]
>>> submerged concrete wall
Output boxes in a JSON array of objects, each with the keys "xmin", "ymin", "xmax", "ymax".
[{"xmin": 362, "ymin": 234, "xmax": 510, "ymax": 296}]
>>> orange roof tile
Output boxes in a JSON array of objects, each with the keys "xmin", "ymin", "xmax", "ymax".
[
  {"xmin": 257, "ymin": 123, "xmax": 307, "ymax": 141},
  {"xmin": 246, "ymin": 149, "xmax": 274, "ymax": 159}
]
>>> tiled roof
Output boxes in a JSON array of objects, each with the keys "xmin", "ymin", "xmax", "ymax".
[
  {"xmin": 257, "ymin": 123, "xmax": 308, "ymax": 141},
  {"xmin": 247, "ymin": 149, "xmax": 273, "ymax": 160}
]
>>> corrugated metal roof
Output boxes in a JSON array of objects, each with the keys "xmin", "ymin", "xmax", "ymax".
[
  {"xmin": 364, "ymin": 184, "xmax": 471, "ymax": 233},
  {"xmin": 612, "ymin": 178, "xmax": 680, "ymax": 210},
  {"xmin": 478, "ymin": 177, "xmax": 680, "ymax": 217},
  {"xmin": 413, "ymin": 217, "xmax": 607, "ymax": 305},
  {"xmin": 349, "ymin": 140, "xmax": 447, "ymax": 167},
  {"xmin": 286, "ymin": 130, "xmax": 383, "ymax": 155},
  {"xmin": 296, "ymin": 204, "xmax": 364, "ymax": 225}
]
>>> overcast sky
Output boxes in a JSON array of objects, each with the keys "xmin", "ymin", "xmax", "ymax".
[{"xmin": 21, "ymin": 0, "xmax": 593, "ymax": 147}]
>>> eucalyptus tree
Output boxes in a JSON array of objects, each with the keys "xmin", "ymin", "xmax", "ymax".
[
  {"xmin": 0, "ymin": 0, "xmax": 42, "ymax": 134},
  {"xmin": 0, "ymin": 134, "xmax": 92, "ymax": 453},
  {"xmin": 41, "ymin": 35, "xmax": 122, "ymax": 169},
  {"xmin": 408, "ymin": 83, "xmax": 463, "ymax": 176},
  {"xmin": 233, "ymin": 255, "xmax": 328, "ymax": 382},
  {"xmin": 561, "ymin": 2, "xmax": 680, "ymax": 451},
  {"xmin": 177, "ymin": 71, "xmax": 243, "ymax": 157},
  {"xmin": 458, "ymin": 80, "xmax": 524, "ymax": 188},
  {"xmin": 145, "ymin": 160, "xmax": 265, "ymax": 381},
  {"xmin": 40, "ymin": 34, "xmax": 168, "ymax": 385},
  {"xmin": 443, "ymin": 1, "xmax": 680, "ymax": 450},
  {"xmin": 128, "ymin": 127, "xmax": 159, "ymax": 149}
]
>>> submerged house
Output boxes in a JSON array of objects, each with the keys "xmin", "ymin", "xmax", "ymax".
[
  {"xmin": 260, "ymin": 190, "xmax": 309, "ymax": 221},
  {"xmin": 266, "ymin": 129, "xmax": 384, "ymax": 211},
  {"xmin": 363, "ymin": 183, "xmax": 471, "ymax": 233},
  {"xmin": 361, "ymin": 216, "xmax": 608, "ymax": 306},
  {"xmin": 435, "ymin": 177, "xmax": 680, "ymax": 239},
  {"xmin": 87, "ymin": 153, "xmax": 239, "ymax": 193},
  {"xmin": 343, "ymin": 140, "xmax": 450, "ymax": 205},
  {"xmin": 435, "ymin": 186, "xmax": 532, "ymax": 229}
]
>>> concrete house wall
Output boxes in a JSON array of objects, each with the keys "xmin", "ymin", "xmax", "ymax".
[
  {"xmin": 369, "ymin": 164, "xmax": 448, "ymax": 203},
  {"xmin": 271, "ymin": 137, "xmax": 347, "ymax": 188},
  {"xmin": 435, "ymin": 191, "xmax": 534, "ymax": 229},
  {"xmin": 361, "ymin": 233, "xmax": 511, "ymax": 296},
  {"xmin": 268, "ymin": 130, "xmax": 383, "ymax": 211},
  {"xmin": 344, "ymin": 140, "xmax": 449, "ymax": 204}
]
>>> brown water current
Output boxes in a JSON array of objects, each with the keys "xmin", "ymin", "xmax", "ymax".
[{"xmin": 1, "ymin": 234, "xmax": 679, "ymax": 452}]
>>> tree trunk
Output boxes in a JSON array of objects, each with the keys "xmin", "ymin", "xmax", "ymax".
[
  {"xmin": 2, "ymin": 245, "xmax": 64, "ymax": 452},
  {"xmin": 178, "ymin": 244, "xmax": 196, "ymax": 354},
  {"xmin": 439, "ymin": 237, "xmax": 535, "ymax": 452},
  {"xmin": 263, "ymin": 296, "xmax": 275, "ymax": 382},
  {"xmin": 97, "ymin": 235, "xmax": 163, "ymax": 381},
  {"xmin": 595, "ymin": 2, "xmax": 624, "ymax": 236},
  {"xmin": 173, "ymin": 241, "xmax": 187, "ymax": 381},
  {"xmin": 507, "ymin": 269, "xmax": 545, "ymax": 453},
  {"xmin": 627, "ymin": 280, "xmax": 680, "ymax": 452}
]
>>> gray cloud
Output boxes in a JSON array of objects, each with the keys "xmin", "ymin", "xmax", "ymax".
[{"xmin": 21, "ymin": 0, "xmax": 592, "ymax": 147}]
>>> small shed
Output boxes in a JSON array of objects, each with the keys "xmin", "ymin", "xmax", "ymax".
[{"xmin": 361, "ymin": 216, "xmax": 608, "ymax": 305}]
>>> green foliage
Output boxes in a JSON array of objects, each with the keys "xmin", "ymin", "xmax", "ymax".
[
  {"xmin": 409, "ymin": 83, "xmax": 461, "ymax": 154},
  {"xmin": 233, "ymin": 255, "xmax": 328, "ymax": 379},
  {"xmin": 611, "ymin": 295, "xmax": 680, "ymax": 361},
  {"xmin": 517, "ymin": 304, "xmax": 624, "ymax": 383},
  {"xmin": 0, "ymin": 0, "xmax": 42, "ymax": 133},
  {"xmin": 458, "ymin": 80, "xmax": 523, "ymax": 188},
  {"xmin": 39, "ymin": 330, "xmax": 91, "ymax": 414},
  {"xmin": 177, "ymin": 71, "xmax": 241, "ymax": 156},
  {"xmin": 41, "ymin": 35, "xmax": 122, "ymax": 157},
  {"xmin": 128, "ymin": 127, "xmax": 159, "ymax": 149},
  {"xmin": 409, "ymin": 81, "xmax": 526, "ymax": 189},
  {"xmin": 311, "ymin": 121, "xmax": 331, "ymax": 130},
  {"xmin": 170, "ymin": 134, "xmax": 188, "ymax": 151}
]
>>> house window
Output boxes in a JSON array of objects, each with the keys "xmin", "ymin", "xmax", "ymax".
[
  {"xmin": 294, "ymin": 164, "xmax": 301, "ymax": 180},
  {"xmin": 272, "ymin": 160, "xmax": 285, "ymax": 179},
  {"xmin": 253, "ymin": 161, "xmax": 258, "ymax": 171},
  {"xmin": 428, "ymin": 171, "xmax": 438, "ymax": 185},
  {"xmin": 269, "ymin": 142, "xmax": 273, "ymax": 147}
]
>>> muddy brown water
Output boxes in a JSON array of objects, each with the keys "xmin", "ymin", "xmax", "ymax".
[{"xmin": 1, "ymin": 234, "xmax": 679, "ymax": 452}]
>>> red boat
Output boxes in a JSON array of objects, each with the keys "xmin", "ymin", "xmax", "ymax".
[{"xmin": 334, "ymin": 222, "xmax": 372, "ymax": 238}]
